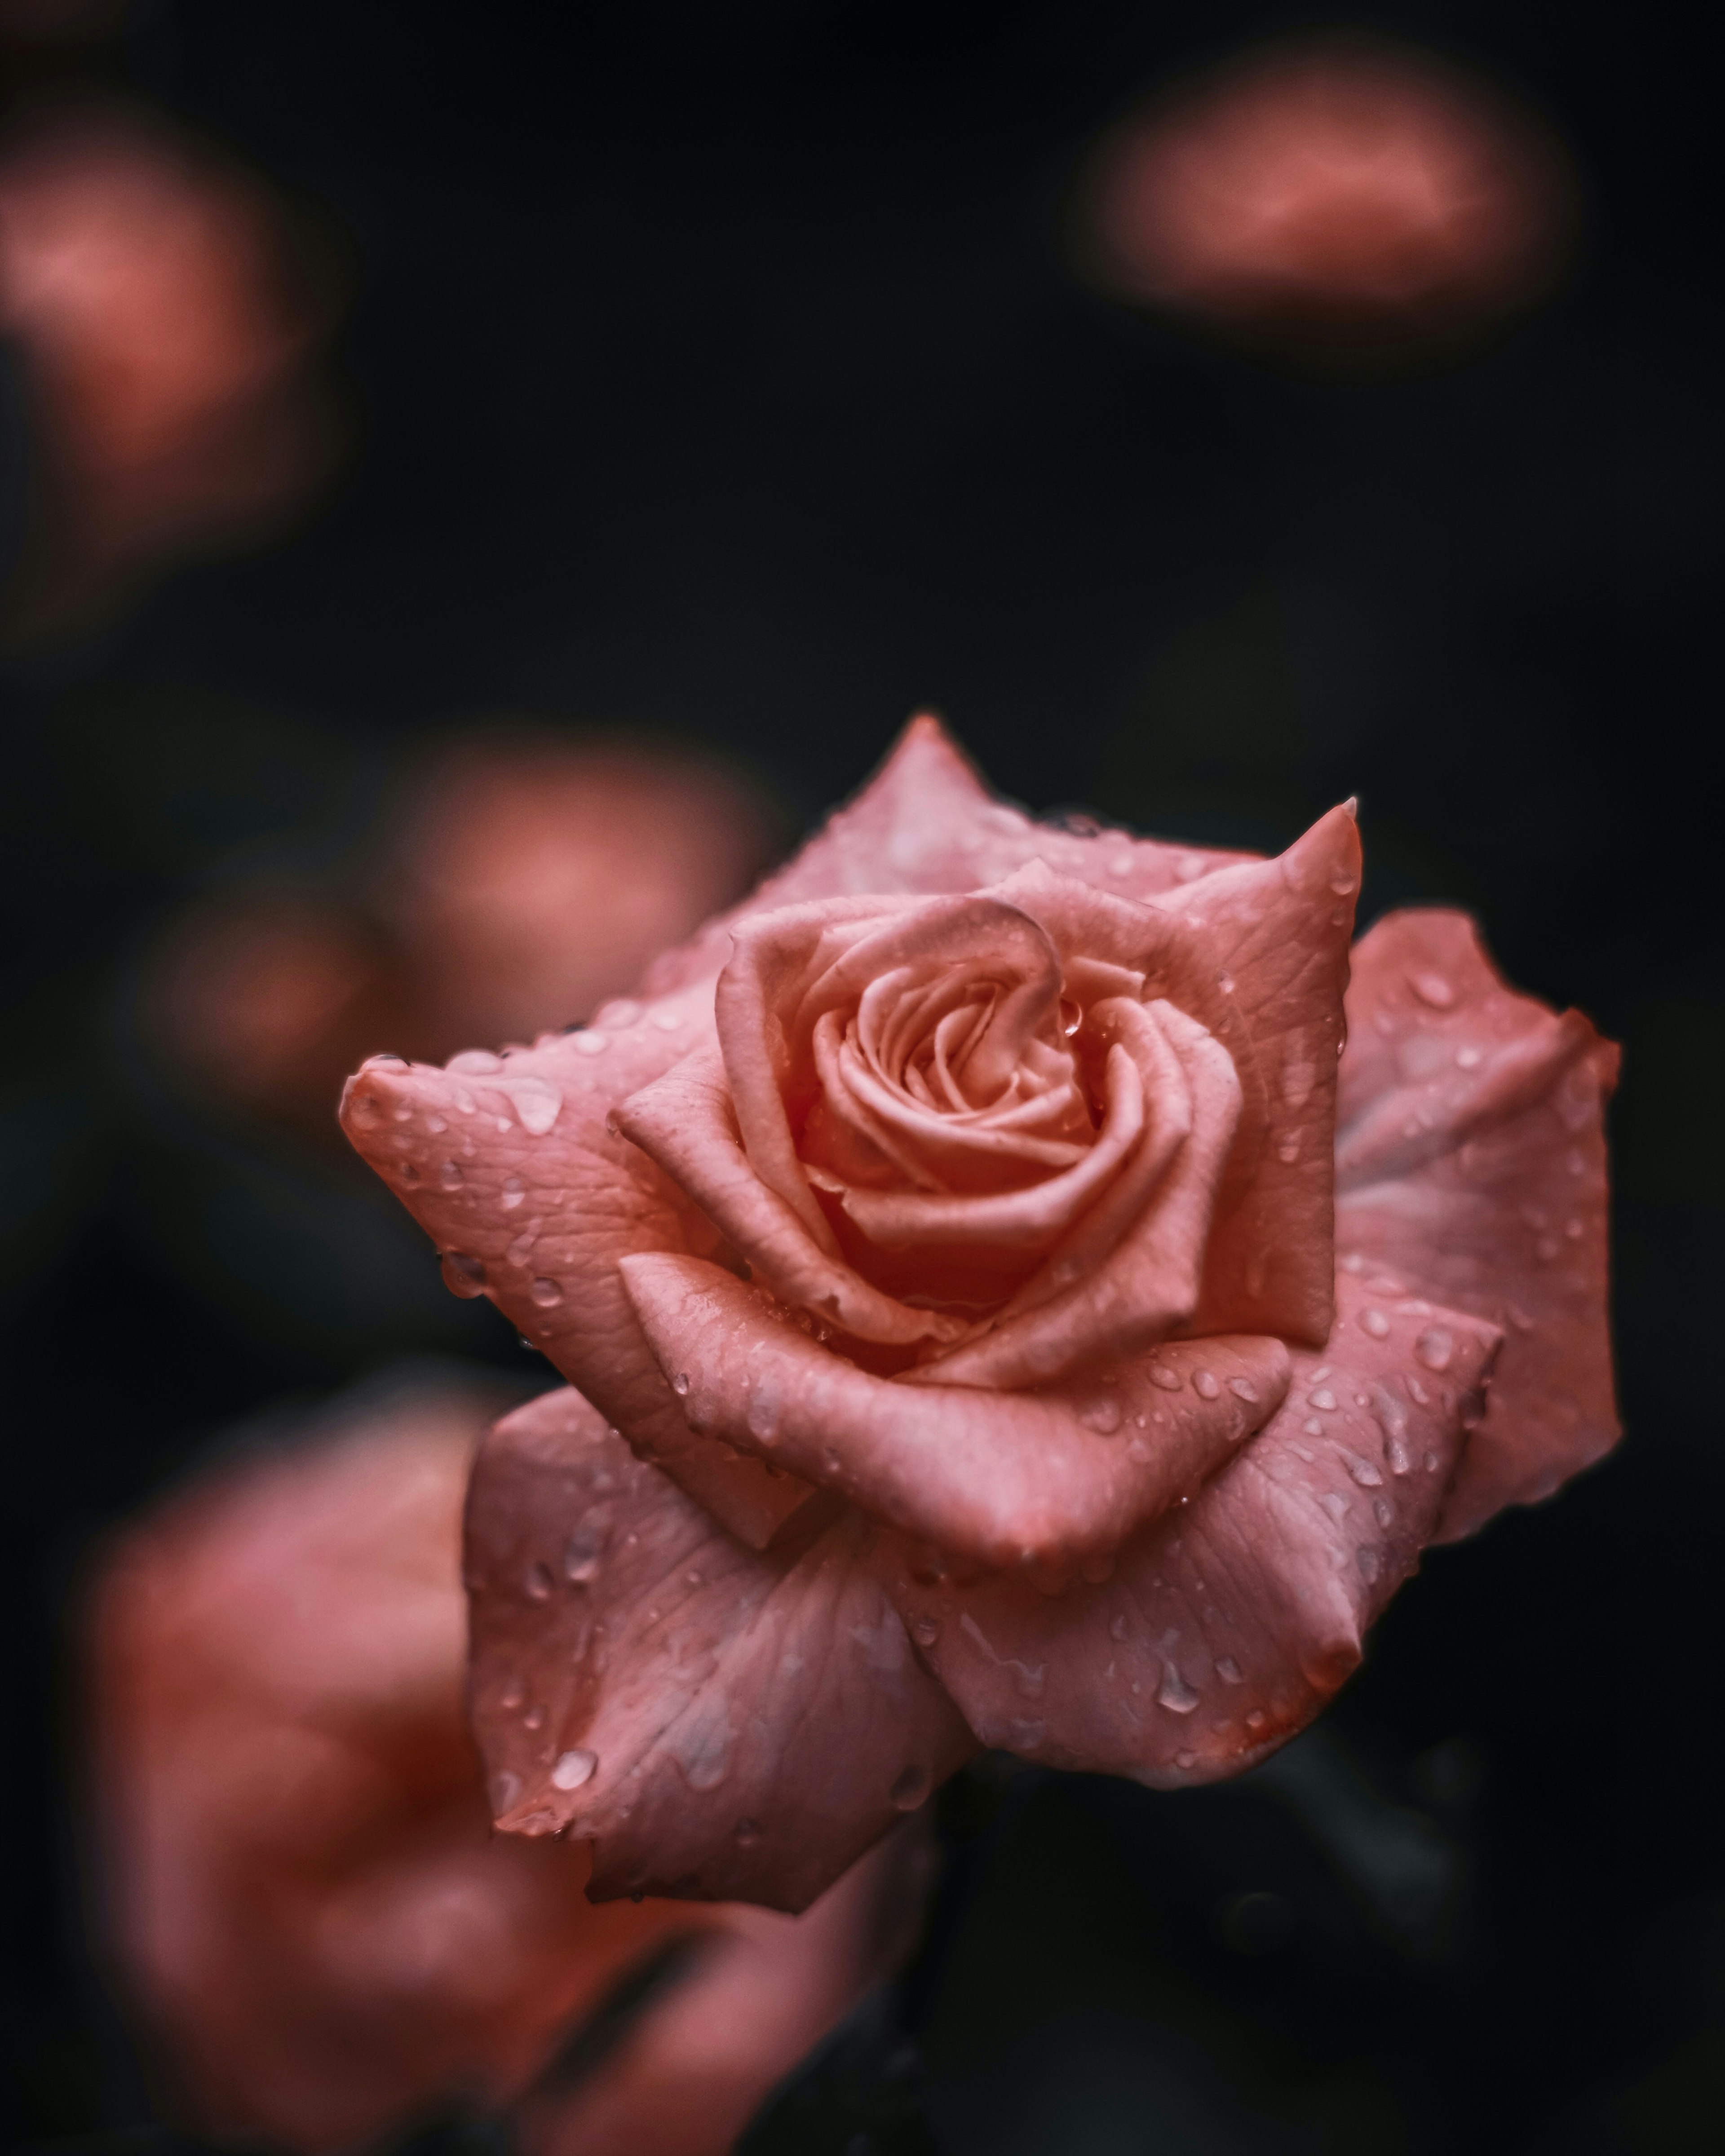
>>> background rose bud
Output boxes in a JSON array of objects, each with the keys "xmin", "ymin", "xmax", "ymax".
[
  {"xmin": 1079, "ymin": 39, "xmax": 1576, "ymax": 366},
  {"xmin": 341, "ymin": 720, "xmax": 1618, "ymax": 1913},
  {"xmin": 87, "ymin": 1369, "xmax": 926, "ymax": 2152}
]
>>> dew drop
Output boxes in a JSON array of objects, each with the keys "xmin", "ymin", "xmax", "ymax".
[
  {"xmin": 1217, "ymin": 971, "xmax": 1236, "ymax": 994},
  {"xmin": 745, "ymin": 1381, "xmax": 783, "ymax": 1445},
  {"xmin": 1192, "ymin": 1370, "xmax": 1221, "ymax": 1400},
  {"xmin": 1373, "ymin": 1497, "xmax": 1394, "ymax": 1529},
  {"xmin": 910, "ymin": 1615, "xmax": 940, "ymax": 1648},
  {"xmin": 522, "ymin": 1703, "xmax": 546, "ymax": 1731},
  {"xmin": 1309, "ymin": 1388, "xmax": 1338, "ymax": 1411},
  {"xmin": 1277, "ymin": 1136, "xmax": 1300, "ymax": 1164},
  {"xmin": 1174, "ymin": 1749, "xmax": 1197, "ymax": 1770},
  {"xmin": 551, "ymin": 1748, "xmax": 598, "ymax": 1790},
  {"xmin": 1357, "ymin": 1546, "xmax": 1382, "ymax": 1583},
  {"xmin": 1149, "ymin": 1364, "xmax": 1183, "ymax": 1392},
  {"xmin": 603, "ymin": 1000, "xmax": 642, "ymax": 1030},
  {"xmin": 442, "ymin": 1251, "xmax": 487, "ymax": 1298},
  {"xmin": 891, "ymin": 1764, "xmax": 932, "ymax": 1811},
  {"xmin": 1245, "ymin": 1709, "xmax": 1267, "ymax": 1731},
  {"xmin": 439, "ymin": 1159, "xmax": 464, "ymax": 1191},
  {"xmin": 1348, "ymin": 1454, "xmax": 1384, "ymax": 1488},
  {"xmin": 501, "ymin": 1175, "xmax": 526, "ymax": 1210},
  {"xmin": 1216, "ymin": 1656, "xmax": 1244, "ymax": 1685},
  {"xmin": 1128, "ymin": 1436, "xmax": 1152, "ymax": 1464},
  {"xmin": 672, "ymin": 1371, "xmax": 691, "ymax": 1396},
  {"xmin": 1228, "ymin": 1377, "xmax": 1258, "ymax": 1402},
  {"xmin": 1409, "ymin": 971, "xmax": 1455, "ymax": 1009},
  {"xmin": 1080, "ymin": 1396, "xmax": 1123, "ymax": 1434},
  {"xmin": 1157, "ymin": 1661, "xmax": 1201, "ymax": 1714},
  {"xmin": 531, "ymin": 1277, "xmax": 565, "ymax": 1307},
  {"xmin": 562, "ymin": 1531, "xmax": 600, "ymax": 1584},
  {"xmin": 1415, "ymin": 1327, "xmax": 1454, "ymax": 1371},
  {"xmin": 573, "ymin": 1032, "xmax": 609, "ymax": 1055},
  {"xmin": 523, "ymin": 1562, "xmax": 554, "ymax": 1601},
  {"xmin": 651, "ymin": 1008, "xmax": 685, "ymax": 1032},
  {"xmin": 448, "ymin": 1050, "xmax": 504, "ymax": 1074},
  {"xmin": 500, "ymin": 1677, "xmax": 526, "ymax": 1710},
  {"xmin": 1456, "ymin": 1045, "xmax": 1483, "ymax": 1069},
  {"xmin": 1361, "ymin": 1307, "xmax": 1390, "ymax": 1339}
]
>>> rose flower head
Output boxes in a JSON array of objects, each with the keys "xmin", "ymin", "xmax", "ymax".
[
  {"xmin": 88, "ymin": 1371, "xmax": 926, "ymax": 2152},
  {"xmin": 341, "ymin": 718, "xmax": 1619, "ymax": 1911}
]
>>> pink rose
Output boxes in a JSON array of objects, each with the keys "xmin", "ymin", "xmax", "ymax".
[
  {"xmin": 341, "ymin": 718, "xmax": 1618, "ymax": 1910},
  {"xmin": 88, "ymin": 1374, "xmax": 924, "ymax": 2152}
]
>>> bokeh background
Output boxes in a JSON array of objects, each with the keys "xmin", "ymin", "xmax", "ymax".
[{"xmin": 2, "ymin": 2, "xmax": 1715, "ymax": 2151}]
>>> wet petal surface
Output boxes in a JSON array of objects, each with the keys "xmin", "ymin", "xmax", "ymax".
[
  {"xmin": 465, "ymin": 1386, "xmax": 976, "ymax": 1913},
  {"xmin": 1337, "ymin": 908, "xmax": 1619, "ymax": 1537}
]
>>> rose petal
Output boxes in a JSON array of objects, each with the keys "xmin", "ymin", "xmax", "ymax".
[
  {"xmin": 913, "ymin": 998, "xmax": 1238, "ymax": 1390},
  {"xmin": 985, "ymin": 801, "xmax": 1359, "ymax": 1346},
  {"xmin": 638, "ymin": 717, "xmax": 1257, "ymax": 1005},
  {"xmin": 465, "ymin": 1386, "xmax": 976, "ymax": 1913},
  {"xmin": 614, "ymin": 1043, "xmax": 963, "ymax": 1349},
  {"xmin": 618, "ymin": 1253, "xmax": 1291, "ymax": 1572},
  {"xmin": 881, "ymin": 1272, "xmax": 1499, "ymax": 1779},
  {"xmin": 1336, "ymin": 908, "xmax": 1620, "ymax": 1538},
  {"xmin": 340, "ymin": 989, "xmax": 822, "ymax": 1551}
]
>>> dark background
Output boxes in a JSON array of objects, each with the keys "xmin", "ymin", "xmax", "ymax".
[{"xmin": 2, "ymin": 3, "xmax": 1718, "ymax": 2151}]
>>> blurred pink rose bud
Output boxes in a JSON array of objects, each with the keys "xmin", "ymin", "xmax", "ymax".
[
  {"xmin": 87, "ymin": 1374, "xmax": 925, "ymax": 2153},
  {"xmin": 0, "ymin": 106, "xmax": 336, "ymax": 623},
  {"xmin": 376, "ymin": 733, "xmax": 777, "ymax": 1058},
  {"xmin": 1081, "ymin": 40, "xmax": 1576, "ymax": 363},
  {"xmin": 139, "ymin": 735, "xmax": 775, "ymax": 1144}
]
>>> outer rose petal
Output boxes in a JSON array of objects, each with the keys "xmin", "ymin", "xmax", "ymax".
[
  {"xmin": 879, "ymin": 1274, "xmax": 1500, "ymax": 1781},
  {"xmin": 620, "ymin": 1251, "xmax": 1291, "ymax": 1573},
  {"xmin": 466, "ymin": 1386, "xmax": 977, "ymax": 1913},
  {"xmin": 637, "ymin": 716, "xmax": 1256, "ymax": 1001},
  {"xmin": 340, "ymin": 718, "xmax": 1250, "ymax": 1547},
  {"xmin": 1336, "ymin": 909, "xmax": 1620, "ymax": 1539},
  {"xmin": 341, "ymin": 988, "xmax": 821, "ymax": 1553}
]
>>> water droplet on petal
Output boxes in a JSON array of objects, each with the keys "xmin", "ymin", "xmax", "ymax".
[
  {"xmin": 1174, "ymin": 1748, "xmax": 1197, "ymax": 1770},
  {"xmin": 552, "ymin": 1748, "xmax": 598, "ymax": 1790},
  {"xmin": 911, "ymin": 1615, "xmax": 940, "ymax": 1648},
  {"xmin": 745, "ymin": 1380, "xmax": 782, "ymax": 1444},
  {"xmin": 500, "ymin": 1677, "xmax": 526, "ymax": 1710},
  {"xmin": 523, "ymin": 1562, "xmax": 554, "ymax": 1601},
  {"xmin": 1128, "ymin": 1436, "xmax": 1152, "ymax": 1464},
  {"xmin": 1216, "ymin": 1656, "xmax": 1244, "ymax": 1685},
  {"xmin": 1357, "ymin": 1546, "xmax": 1382, "ymax": 1583},
  {"xmin": 501, "ymin": 1175, "xmax": 526, "ymax": 1209},
  {"xmin": 1245, "ymin": 1709, "xmax": 1266, "ymax": 1731},
  {"xmin": 1410, "ymin": 971, "xmax": 1455, "ymax": 1009},
  {"xmin": 1416, "ymin": 1327, "xmax": 1454, "ymax": 1371},
  {"xmin": 891, "ymin": 1764, "xmax": 931, "ymax": 1811},
  {"xmin": 1149, "ymin": 1364, "xmax": 1183, "ymax": 1391},
  {"xmin": 1157, "ymin": 1661, "xmax": 1201, "ymax": 1714},
  {"xmin": 1348, "ymin": 1454, "xmax": 1384, "ymax": 1488},
  {"xmin": 574, "ymin": 1031, "xmax": 609, "ymax": 1055},
  {"xmin": 442, "ymin": 1252, "xmax": 487, "ymax": 1297},
  {"xmin": 563, "ymin": 1532, "xmax": 601, "ymax": 1584},
  {"xmin": 531, "ymin": 1277, "xmax": 565, "ymax": 1307},
  {"xmin": 522, "ymin": 1703, "xmax": 546, "ymax": 1731},
  {"xmin": 1361, "ymin": 1308, "xmax": 1390, "ymax": 1339},
  {"xmin": 1193, "ymin": 1370, "xmax": 1221, "ymax": 1400},
  {"xmin": 1309, "ymin": 1388, "xmax": 1338, "ymax": 1411},
  {"xmin": 1373, "ymin": 1497, "xmax": 1394, "ymax": 1528},
  {"xmin": 1080, "ymin": 1396, "xmax": 1123, "ymax": 1434},
  {"xmin": 672, "ymin": 1371, "xmax": 691, "ymax": 1396},
  {"xmin": 439, "ymin": 1160, "xmax": 464, "ymax": 1191}
]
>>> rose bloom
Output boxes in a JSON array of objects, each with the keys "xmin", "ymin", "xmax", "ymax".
[
  {"xmin": 88, "ymin": 1374, "xmax": 927, "ymax": 2152},
  {"xmin": 1082, "ymin": 42, "xmax": 1574, "ymax": 359},
  {"xmin": 341, "ymin": 718, "xmax": 1618, "ymax": 1911}
]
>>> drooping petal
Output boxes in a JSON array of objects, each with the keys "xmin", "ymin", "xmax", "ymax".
[
  {"xmin": 465, "ymin": 1386, "xmax": 977, "ymax": 1914},
  {"xmin": 880, "ymin": 1273, "xmax": 1499, "ymax": 1780},
  {"xmin": 619, "ymin": 1253, "xmax": 1290, "ymax": 1574},
  {"xmin": 1336, "ymin": 908, "xmax": 1619, "ymax": 1539}
]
